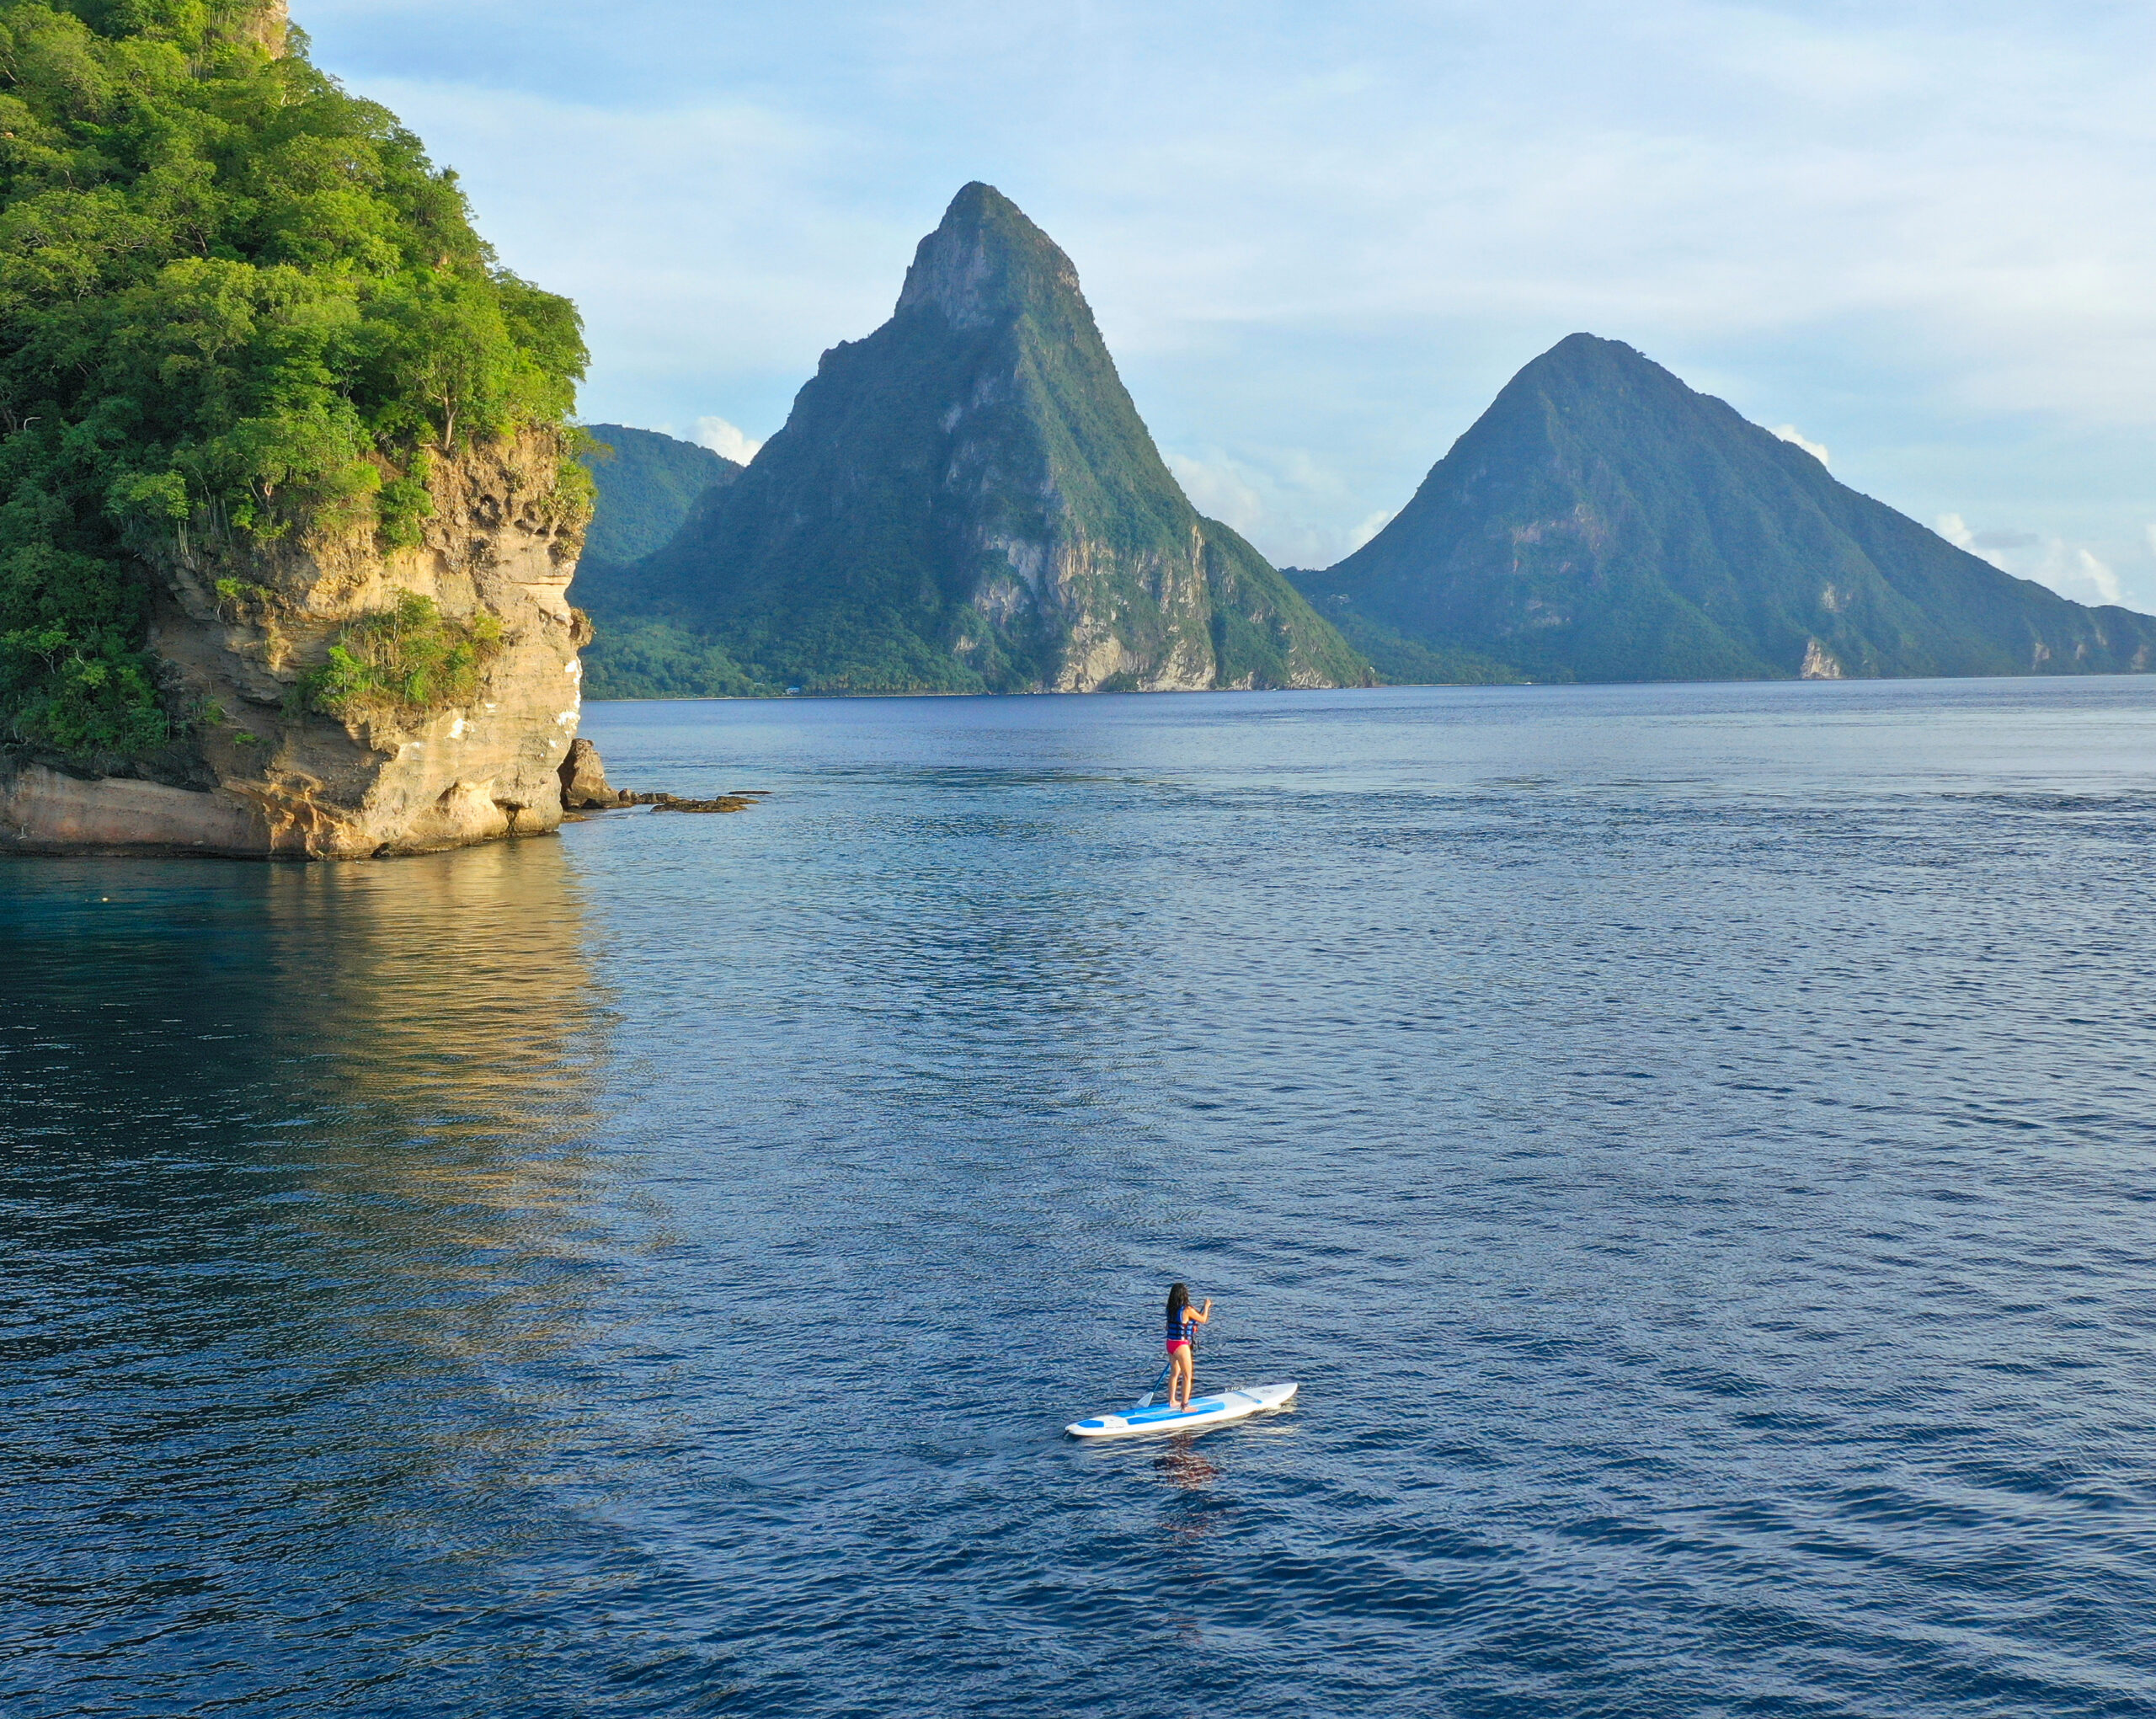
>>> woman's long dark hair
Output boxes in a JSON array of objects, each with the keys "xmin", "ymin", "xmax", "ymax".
[{"xmin": 1166, "ymin": 1283, "xmax": 1189, "ymax": 1328}]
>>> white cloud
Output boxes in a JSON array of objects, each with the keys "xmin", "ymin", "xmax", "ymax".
[
  {"xmin": 1347, "ymin": 509, "xmax": 1396, "ymax": 553},
  {"xmin": 1942, "ymin": 523, "xmax": 2134, "ymax": 608},
  {"xmin": 1771, "ymin": 424, "xmax": 1830, "ymax": 465},
  {"xmin": 302, "ymin": 1, "xmax": 2156, "ymax": 563},
  {"xmin": 695, "ymin": 416, "xmax": 765, "ymax": 465},
  {"xmin": 1165, "ymin": 451, "xmax": 1266, "ymax": 540},
  {"xmin": 1166, "ymin": 447, "xmax": 1390, "ymax": 569},
  {"xmin": 2076, "ymin": 547, "xmax": 2124, "ymax": 606}
]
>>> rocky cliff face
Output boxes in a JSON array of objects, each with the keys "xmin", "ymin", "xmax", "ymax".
[
  {"xmin": 0, "ymin": 0, "xmax": 597, "ymax": 859},
  {"xmin": 622, "ymin": 184, "xmax": 1368, "ymax": 695},
  {"xmin": 229, "ymin": 0, "xmax": 291, "ymax": 55},
  {"xmin": 1, "ymin": 434, "xmax": 590, "ymax": 857}
]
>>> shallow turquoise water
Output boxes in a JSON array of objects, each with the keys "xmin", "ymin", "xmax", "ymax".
[{"xmin": 6, "ymin": 679, "xmax": 2156, "ymax": 1716}]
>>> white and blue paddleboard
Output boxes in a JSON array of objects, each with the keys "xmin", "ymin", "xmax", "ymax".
[{"xmin": 1066, "ymin": 1381, "xmax": 1298, "ymax": 1440}]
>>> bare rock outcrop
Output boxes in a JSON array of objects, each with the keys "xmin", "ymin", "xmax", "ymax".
[
  {"xmin": 638, "ymin": 791, "xmax": 765, "ymax": 814},
  {"xmin": 558, "ymin": 736, "xmax": 623, "ymax": 809},
  {"xmin": 227, "ymin": 0, "xmax": 290, "ymax": 55},
  {"xmin": 2, "ymin": 433, "xmax": 592, "ymax": 859},
  {"xmin": 552, "ymin": 736, "xmax": 768, "ymax": 818}
]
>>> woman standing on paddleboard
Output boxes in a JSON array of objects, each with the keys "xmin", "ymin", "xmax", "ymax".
[{"xmin": 1166, "ymin": 1283, "xmax": 1212, "ymax": 1410}]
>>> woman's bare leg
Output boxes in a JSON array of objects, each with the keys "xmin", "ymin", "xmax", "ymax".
[{"xmin": 1171, "ymin": 1348, "xmax": 1193, "ymax": 1409}]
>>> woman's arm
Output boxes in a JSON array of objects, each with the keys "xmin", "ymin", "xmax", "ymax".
[{"xmin": 1191, "ymin": 1300, "xmax": 1213, "ymax": 1324}]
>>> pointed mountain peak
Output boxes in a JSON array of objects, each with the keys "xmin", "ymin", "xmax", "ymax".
[
  {"xmin": 620, "ymin": 181, "xmax": 1367, "ymax": 696},
  {"xmin": 894, "ymin": 182, "xmax": 1082, "ymax": 331}
]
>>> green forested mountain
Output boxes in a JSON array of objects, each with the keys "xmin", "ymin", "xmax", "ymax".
[
  {"xmin": 0, "ymin": 0, "xmax": 585, "ymax": 761},
  {"xmin": 574, "ymin": 424, "xmax": 750, "ymax": 698},
  {"xmin": 597, "ymin": 183, "xmax": 1367, "ymax": 697},
  {"xmin": 1295, "ymin": 334, "xmax": 2156, "ymax": 684},
  {"xmin": 579, "ymin": 424, "xmax": 740, "ymax": 567}
]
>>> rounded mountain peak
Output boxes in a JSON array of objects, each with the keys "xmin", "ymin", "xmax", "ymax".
[
  {"xmin": 894, "ymin": 182, "xmax": 1085, "ymax": 331},
  {"xmin": 1483, "ymin": 333, "xmax": 1700, "ymax": 426},
  {"xmin": 1523, "ymin": 333, "xmax": 1658, "ymax": 386}
]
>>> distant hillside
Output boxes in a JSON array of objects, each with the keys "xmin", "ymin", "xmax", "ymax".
[
  {"xmin": 1294, "ymin": 334, "xmax": 2156, "ymax": 684},
  {"xmin": 574, "ymin": 425, "xmax": 750, "ymax": 698},
  {"xmin": 1269, "ymin": 598, "xmax": 1528, "ymax": 687},
  {"xmin": 600, "ymin": 183, "xmax": 1368, "ymax": 697},
  {"xmin": 581, "ymin": 424, "xmax": 742, "ymax": 565}
]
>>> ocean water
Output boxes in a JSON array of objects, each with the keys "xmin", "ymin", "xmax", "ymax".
[{"xmin": 6, "ymin": 678, "xmax": 2156, "ymax": 1718}]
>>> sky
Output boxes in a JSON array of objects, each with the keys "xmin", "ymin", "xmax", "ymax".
[{"xmin": 300, "ymin": 0, "xmax": 2156, "ymax": 606}]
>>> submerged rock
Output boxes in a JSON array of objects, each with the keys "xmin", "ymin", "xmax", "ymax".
[
  {"xmin": 550, "ymin": 745, "xmax": 766, "ymax": 817},
  {"xmin": 630, "ymin": 791, "xmax": 766, "ymax": 814}
]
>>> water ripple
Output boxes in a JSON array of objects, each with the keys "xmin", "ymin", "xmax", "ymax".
[{"xmin": 4, "ymin": 680, "xmax": 2156, "ymax": 1716}]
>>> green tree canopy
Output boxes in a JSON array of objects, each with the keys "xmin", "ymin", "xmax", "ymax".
[{"xmin": 0, "ymin": 0, "xmax": 585, "ymax": 758}]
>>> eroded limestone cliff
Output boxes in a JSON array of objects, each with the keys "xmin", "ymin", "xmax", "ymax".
[
  {"xmin": 2, "ymin": 434, "xmax": 590, "ymax": 857},
  {"xmin": 0, "ymin": 0, "xmax": 598, "ymax": 857}
]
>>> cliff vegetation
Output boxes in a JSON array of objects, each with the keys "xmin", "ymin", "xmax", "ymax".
[
  {"xmin": 0, "ymin": 0, "xmax": 586, "ymax": 764},
  {"xmin": 293, "ymin": 589, "xmax": 502, "ymax": 723}
]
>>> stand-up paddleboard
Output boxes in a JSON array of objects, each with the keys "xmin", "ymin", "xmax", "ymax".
[{"xmin": 1066, "ymin": 1382, "xmax": 1298, "ymax": 1440}]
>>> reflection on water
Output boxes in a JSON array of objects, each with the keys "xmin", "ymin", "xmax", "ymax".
[
  {"xmin": 0, "ymin": 841, "xmax": 652, "ymax": 1715},
  {"xmin": 1153, "ymin": 1444, "xmax": 1219, "ymax": 1493},
  {"xmin": 9, "ymin": 679, "xmax": 2156, "ymax": 1718},
  {"xmin": 2, "ymin": 837, "xmax": 605, "ymax": 1134}
]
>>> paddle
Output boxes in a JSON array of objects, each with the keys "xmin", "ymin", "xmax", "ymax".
[{"xmin": 1135, "ymin": 1299, "xmax": 1216, "ymax": 1411}]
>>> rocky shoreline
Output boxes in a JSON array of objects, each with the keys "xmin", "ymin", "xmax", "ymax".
[
  {"xmin": 0, "ymin": 735, "xmax": 760, "ymax": 859},
  {"xmin": 556, "ymin": 738, "xmax": 765, "ymax": 819}
]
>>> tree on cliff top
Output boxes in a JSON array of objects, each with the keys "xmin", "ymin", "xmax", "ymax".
[{"xmin": 0, "ymin": 0, "xmax": 586, "ymax": 760}]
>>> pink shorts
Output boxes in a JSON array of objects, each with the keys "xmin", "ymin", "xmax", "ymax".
[{"xmin": 1166, "ymin": 1339, "xmax": 1191, "ymax": 1355}]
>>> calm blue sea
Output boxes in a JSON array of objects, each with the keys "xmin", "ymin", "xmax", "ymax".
[{"xmin": 6, "ymin": 679, "xmax": 2156, "ymax": 1717}]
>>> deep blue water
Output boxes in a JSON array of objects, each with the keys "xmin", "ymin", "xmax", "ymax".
[{"xmin": 6, "ymin": 679, "xmax": 2156, "ymax": 1717}]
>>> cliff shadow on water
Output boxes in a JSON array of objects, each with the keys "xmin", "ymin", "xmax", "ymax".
[{"xmin": 0, "ymin": 839, "xmax": 689, "ymax": 1711}]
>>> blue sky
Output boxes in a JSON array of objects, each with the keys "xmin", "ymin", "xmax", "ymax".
[{"xmin": 302, "ymin": 0, "xmax": 2156, "ymax": 606}]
